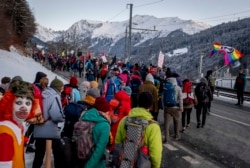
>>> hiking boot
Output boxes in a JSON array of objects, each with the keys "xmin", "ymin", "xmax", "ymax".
[
  {"xmin": 197, "ymin": 123, "xmax": 201, "ymax": 128},
  {"xmin": 180, "ymin": 127, "xmax": 186, "ymax": 133},
  {"xmin": 163, "ymin": 140, "xmax": 169, "ymax": 144},
  {"xmin": 175, "ymin": 136, "xmax": 181, "ymax": 141}
]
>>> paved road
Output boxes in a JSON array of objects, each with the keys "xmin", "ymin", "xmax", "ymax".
[
  {"xmin": 25, "ymin": 69, "xmax": 250, "ymax": 168},
  {"xmin": 158, "ymin": 96, "xmax": 250, "ymax": 168}
]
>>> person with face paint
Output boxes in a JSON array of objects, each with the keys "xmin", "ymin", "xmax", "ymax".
[{"xmin": 0, "ymin": 80, "xmax": 38, "ymax": 168}]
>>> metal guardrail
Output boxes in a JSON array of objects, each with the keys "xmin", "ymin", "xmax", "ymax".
[
  {"xmin": 192, "ymin": 82, "xmax": 250, "ymax": 102},
  {"xmin": 214, "ymin": 86, "xmax": 250, "ymax": 102}
]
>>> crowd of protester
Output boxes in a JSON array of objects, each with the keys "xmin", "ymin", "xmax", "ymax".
[{"xmin": 1, "ymin": 51, "xmax": 247, "ymax": 168}]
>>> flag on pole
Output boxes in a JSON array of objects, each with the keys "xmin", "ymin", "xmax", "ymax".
[{"xmin": 157, "ymin": 51, "xmax": 164, "ymax": 68}]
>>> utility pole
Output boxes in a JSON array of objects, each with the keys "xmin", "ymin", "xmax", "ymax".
[
  {"xmin": 127, "ymin": 3, "xmax": 133, "ymax": 62},
  {"xmin": 125, "ymin": 4, "xmax": 157, "ymax": 63},
  {"xmin": 124, "ymin": 27, "xmax": 128, "ymax": 59},
  {"xmin": 199, "ymin": 51, "xmax": 205, "ymax": 77}
]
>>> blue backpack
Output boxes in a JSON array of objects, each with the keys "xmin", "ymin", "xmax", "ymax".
[
  {"xmin": 130, "ymin": 78, "xmax": 141, "ymax": 95},
  {"xmin": 163, "ymin": 81, "xmax": 178, "ymax": 107},
  {"xmin": 105, "ymin": 77, "xmax": 121, "ymax": 102}
]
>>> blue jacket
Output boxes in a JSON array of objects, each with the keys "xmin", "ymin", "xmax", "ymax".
[
  {"xmin": 33, "ymin": 87, "xmax": 65, "ymax": 139},
  {"xmin": 82, "ymin": 108, "xmax": 110, "ymax": 168}
]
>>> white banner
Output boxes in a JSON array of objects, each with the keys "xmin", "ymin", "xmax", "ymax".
[{"xmin": 157, "ymin": 51, "xmax": 164, "ymax": 68}]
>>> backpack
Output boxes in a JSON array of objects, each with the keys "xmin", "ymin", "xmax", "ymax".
[
  {"xmin": 99, "ymin": 65, "xmax": 108, "ymax": 77},
  {"xmin": 117, "ymin": 117, "xmax": 154, "ymax": 168},
  {"xmin": 236, "ymin": 77, "xmax": 243, "ymax": 85},
  {"xmin": 72, "ymin": 120, "xmax": 95, "ymax": 160},
  {"xmin": 62, "ymin": 86, "xmax": 81, "ymax": 106},
  {"xmin": 183, "ymin": 81, "xmax": 192, "ymax": 93},
  {"xmin": 163, "ymin": 81, "xmax": 178, "ymax": 107},
  {"xmin": 198, "ymin": 83, "xmax": 208, "ymax": 102},
  {"xmin": 61, "ymin": 102, "xmax": 87, "ymax": 139},
  {"xmin": 61, "ymin": 86, "xmax": 73, "ymax": 107},
  {"xmin": 183, "ymin": 93, "xmax": 194, "ymax": 107},
  {"xmin": 105, "ymin": 77, "xmax": 121, "ymax": 102},
  {"xmin": 79, "ymin": 62, "xmax": 84, "ymax": 69},
  {"xmin": 130, "ymin": 78, "xmax": 141, "ymax": 95},
  {"xmin": 64, "ymin": 102, "xmax": 87, "ymax": 121}
]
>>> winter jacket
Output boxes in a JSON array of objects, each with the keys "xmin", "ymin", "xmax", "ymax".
[
  {"xmin": 115, "ymin": 107, "xmax": 163, "ymax": 168},
  {"xmin": 163, "ymin": 77, "xmax": 183, "ymax": 110},
  {"xmin": 138, "ymin": 80, "xmax": 158, "ymax": 112},
  {"xmin": 194, "ymin": 78, "xmax": 212, "ymax": 104},
  {"xmin": 234, "ymin": 73, "xmax": 247, "ymax": 91},
  {"xmin": 82, "ymin": 108, "xmax": 110, "ymax": 168},
  {"xmin": 33, "ymin": 87, "xmax": 65, "ymax": 139}
]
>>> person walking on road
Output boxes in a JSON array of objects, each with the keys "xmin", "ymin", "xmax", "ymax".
[
  {"xmin": 194, "ymin": 77, "xmax": 212, "ymax": 128},
  {"xmin": 234, "ymin": 69, "xmax": 247, "ymax": 106},
  {"xmin": 205, "ymin": 70, "xmax": 215, "ymax": 113}
]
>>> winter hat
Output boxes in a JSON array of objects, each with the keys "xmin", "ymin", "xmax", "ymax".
[
  {"xmin": 81, "ymin": 81, "xmax": 90, "ymax": 89},
  {"xmin": 34, "ymin": 72, "xmax": 47, "ymax": 83},
  {"xmin": 70, "ymin": 76, "xmax": 78, "ymax": 86},
  {"xmin": 86, "ymin": 88, "xmax": 100, "ymax": 98},
  {"xmin": 123, "ymin": 86, "xmax": 132, "ymax": 96},
  {"xmin": 1, "ymin": 76, "xmax": 11, "ymax": 84},
  {"xmin": 9, "ymin": 80, "xmax": 34, "ymax": 100},
  {"xmin": 83, "ymin": 95, "xmax": 96, "ymax": 105},
  {"xmin": 50, "ymin": 78, "xmax": 64, "ymax": 92},
  {"xmin": 145, "ymin": 73, "xmax": 154, "ymax": 84},
  {"xmin": 138, "ymin": 92, "xmax": 153, "ymax": 109},
  {"xmin": 206, "ymin": 70, "xmax": 213, "ymax": 76},
  {"xmin": 90, "ymin": 81, "xmax": 98, "ymax": 88},
  {"xmin": 11, "ymin": 76, "xmax": 23, "ymax": 83},
  {"xmin": 94, "ymin": 97, "xmax": 110, "ymax": 112}
]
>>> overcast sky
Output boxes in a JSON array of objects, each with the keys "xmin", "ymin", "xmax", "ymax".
[{"xmin": 26, "ymin": 0, "xmax": 250, "ymax": 31}]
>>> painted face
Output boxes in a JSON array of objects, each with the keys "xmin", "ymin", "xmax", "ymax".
[{"xmin": 12, "ymin": 97, "xmax": 33, "ymax": 123}]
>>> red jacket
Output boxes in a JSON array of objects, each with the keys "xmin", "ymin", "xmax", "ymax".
[{"xmin": 109, "ymin": 91, "xmax": 131, "ymax": 151}]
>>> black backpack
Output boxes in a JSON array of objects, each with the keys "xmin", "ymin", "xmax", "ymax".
[{"xmin": 197, "ymin": 83, "xmax": 208, "ymax": 102}]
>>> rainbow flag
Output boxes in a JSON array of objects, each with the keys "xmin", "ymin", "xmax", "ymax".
[{"xmin": 210, "ymin": 42, "xmax": 243, "ymax": 65}]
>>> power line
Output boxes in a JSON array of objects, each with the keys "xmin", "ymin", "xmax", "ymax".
[
  {"xmin": 197, "ymin": 9, "xmax": 250, "ymax": 21},
  {"xmin": 134, "ymin": 0, "xmax": 164, "ymax": 8},
  {"xmin": 106, "ymin": 0, "xmax": 165, "ymax": 22},
  {"xmin": 106, "ymin": 8, "xmax": 127, "ymax": 22}
]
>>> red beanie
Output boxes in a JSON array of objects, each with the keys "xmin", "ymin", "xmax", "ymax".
[
  {"xmin": 94, "ymin": 97, "xmax": 110, "ymax": 112},
  {"xmin": 70, "ymin": 77, "xmax": 78, "ymax": 86}
]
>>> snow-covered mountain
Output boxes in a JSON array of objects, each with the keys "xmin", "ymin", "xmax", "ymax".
[
  {"xmin": 35, "ymin": 15, "xmax": 211, "ymax": 45},
  {"xmin": 35, "ymin": 24, "xmax": 62, "ymax": 42}
]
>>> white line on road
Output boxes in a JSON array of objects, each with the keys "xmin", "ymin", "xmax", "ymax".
[
  {"xmin": 171, "ymin": 141, "xmax": 222, "ymax": 168},
  {"xmin": 211, "ymin": 113, "xmax": 250, "ymax": 127},
  {"xmin": 182, "ymin": 156, "xmax": 200, "ymax": 164},
  {"xmin": 163, "ymin": 143, "xmax": 178, "ymax": 151}
]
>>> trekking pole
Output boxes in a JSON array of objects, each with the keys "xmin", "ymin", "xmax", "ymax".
[{"xmin": 45, "ymin": 139, "xmax": 52, "ymax": 168}]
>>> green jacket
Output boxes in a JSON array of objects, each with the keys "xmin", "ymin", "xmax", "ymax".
[
  {"xmin": 115, "ymin": 107, "xmax": 163, "ymax": 168},
  {"xmin": 82, "ymin": 108, "xmax": 110, "ymax": 168}
]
